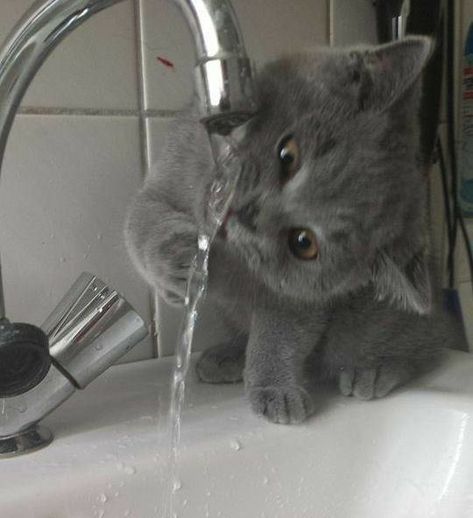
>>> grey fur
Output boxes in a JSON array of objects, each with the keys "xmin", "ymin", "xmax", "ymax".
[{"xmin": 125, "ymin": 37, "xmax": 466, "ymax": 424}]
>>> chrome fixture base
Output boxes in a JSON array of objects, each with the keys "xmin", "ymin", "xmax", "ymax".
[{"xmin": 0, "ymin": 425, "xmax": 53, "ymax": 458}]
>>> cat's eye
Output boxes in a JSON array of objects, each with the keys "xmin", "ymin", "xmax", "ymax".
[
  {"xmin": 278, "ymin": 135, "xmax": 300, "ymax": 181},
  {"xmin": 288, "ymin": 228, "xmax": 318, "ymax": 260}
]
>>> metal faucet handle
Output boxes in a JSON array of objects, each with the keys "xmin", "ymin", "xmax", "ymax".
[{"xmin": 42, "ymin": 272, "xmax": 148, "ymax": 388}]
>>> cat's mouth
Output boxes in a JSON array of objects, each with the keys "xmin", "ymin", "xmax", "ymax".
[{"xmin": 219, "ymin": 208, "xmax": 265, "ymax": 272}]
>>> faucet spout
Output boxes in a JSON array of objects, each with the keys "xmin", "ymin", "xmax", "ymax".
[{"xmin": 173, "ymin": 0, "xmax": 257, "ymax": 132}]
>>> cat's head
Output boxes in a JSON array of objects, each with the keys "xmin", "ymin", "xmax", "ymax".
[{"xmin": 222, "ymin": 37, "xmax": 433, "ymax": 313}]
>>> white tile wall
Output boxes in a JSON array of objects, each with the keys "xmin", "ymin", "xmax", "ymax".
[
  {"xmin": 0, "ymin": 0, "xmax": 138, "ymax": 110},
  {"xmin": 330, "ymin": 0, "xmax": 377, "ymax": 46},
  {"xmin": 2, "ymin": 0, "xmax": 465, "ymax": 359},
  {"xmin": 139, "ymin": 0, "xmax": 328, "ymax": 112},
  {"xmin": 0, "ymin": 1, "xmax": 384, "ymax": 360},
  {"xmin": 0, "ymin": 114, "xmax": 153, "ymax": 362}
]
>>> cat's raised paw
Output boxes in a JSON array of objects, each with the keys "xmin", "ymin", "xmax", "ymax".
[
  {"xmin": 338, "ymin": 364, "xmax": 412, "ymax": 400},
  {"xmin": 196, "ymin": 343, "xmax": 245, "ymax": 384},
  {"xmin": 248, "ymin": 385, "xmax": 313, "ymax": 424}
]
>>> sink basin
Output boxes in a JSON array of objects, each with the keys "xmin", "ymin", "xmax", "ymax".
[{"xmin": 1, "ymin": 350, "xmax": 473, "ymax": 517}]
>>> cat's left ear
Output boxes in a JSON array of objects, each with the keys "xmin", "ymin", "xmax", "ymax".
[
  {"xmin": 352, "ymin": 36, "xmax": 432, "ymax": 111},
  {"xmin": 371, "ymin": 251, "xmax": 431, "ymax": 315}
]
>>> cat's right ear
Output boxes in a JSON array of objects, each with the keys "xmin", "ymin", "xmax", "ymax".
[{"xmin": 349, "ymin": 36, "xmax": 432, "ymax": 111}]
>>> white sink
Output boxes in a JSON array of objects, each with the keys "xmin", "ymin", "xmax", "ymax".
[{"xmin": 1, "ymin": 350, "xmax": 473, "ymax": 518}]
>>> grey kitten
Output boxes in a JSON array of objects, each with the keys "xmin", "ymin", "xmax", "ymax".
[{"xmin": 125, "ymin": 37, "xmax": 465, "ymax": 425}]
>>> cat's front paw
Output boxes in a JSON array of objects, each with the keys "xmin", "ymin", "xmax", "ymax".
[
  {"xmin": 248, "ymin": 385, "xmax": 313, "ymax": 424},
  {"xmin": 338, "ymin": 363, "xmax": 412, "ymax": 400},
  {"xmin": 196, "ymin": 342, "xmax": 245, "ymax": 384},
  {"xmin": 145, "ymin": 226, "xmax": 197, "ymax": 306}
]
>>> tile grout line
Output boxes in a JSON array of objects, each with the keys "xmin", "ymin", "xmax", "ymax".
[
  {"xmin": 132, "ymin": 0, "xmax": 149, "ymax": 178},
  {"xmin": 328, "ymin": 0, "xmax": 334, "ymax": 46},
  {"xmin": 133, "ymin": 0, "xmax": 160, "ymax": 359},
  {"xmin": 18, "ymin": 106, "xmax": 180, "ymax": 119}
]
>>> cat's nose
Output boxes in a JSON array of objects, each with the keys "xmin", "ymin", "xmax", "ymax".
[{"xmin": 236, "ymin": 202, "xmax": 258, "ymax": 231}]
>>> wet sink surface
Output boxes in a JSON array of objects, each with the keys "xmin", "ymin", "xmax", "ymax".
[{"xmin": 1, "ymin": 351, "xmax": 473, "ymax": 517}]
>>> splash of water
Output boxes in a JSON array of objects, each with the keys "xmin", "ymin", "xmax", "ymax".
[{"xmin": 163, "ymin": 133, "xmax": 241, "ymax": 518}]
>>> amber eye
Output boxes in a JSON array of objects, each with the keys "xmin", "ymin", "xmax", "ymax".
[
  {"xmin": 278, "ymin": 135, "xmax": 300, "ymax": 181},
  {"xmin": 288, "ymin": 228, "xmax": 318, "ymax": 260}
]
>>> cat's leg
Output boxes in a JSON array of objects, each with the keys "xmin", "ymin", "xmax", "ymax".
[
  {"xmin": 196, "ymin": 333, "xmax": 247, "ymax": 384},
  {"xmin": 245, "ymin": 301, "xmax": 328, "ymax": 424}
]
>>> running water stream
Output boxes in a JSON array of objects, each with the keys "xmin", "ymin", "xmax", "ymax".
[{"xmin": 163, "ymin": 133, "xmax": 242, "ymax": 518}]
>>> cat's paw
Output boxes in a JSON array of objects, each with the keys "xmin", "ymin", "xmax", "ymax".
[
  {"xmin": 338, "ymin": 363, "xmax": 412, "ymax": 400},
  {"xmin": 196, "ymin": 343, "xmax": 245, "ymax": 384},
  {"xmin": 145, "ymin": 226, "xmax": 197, "ymax": 305},
  {"xmin": 248, "ymin": 385, "xmax": 313, "ymax": 424}
]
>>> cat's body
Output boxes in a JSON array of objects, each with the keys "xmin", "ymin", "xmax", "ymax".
[{"xmin": 125, "ymin": 38, "xmax": 465, "ymax": 424}]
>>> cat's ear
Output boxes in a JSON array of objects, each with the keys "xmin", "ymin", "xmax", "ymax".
[
  {"xmin": 351, "ymin": 36, "xmax": 432, "ymax": 111},
  {"xmin": 371, "ymin": 251, "xmax": 431, "ymax": 315}
]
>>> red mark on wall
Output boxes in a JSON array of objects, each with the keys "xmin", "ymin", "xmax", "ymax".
[{"xmin": 157, "ymin": 56, "xmax": 175, "ymax": 69}]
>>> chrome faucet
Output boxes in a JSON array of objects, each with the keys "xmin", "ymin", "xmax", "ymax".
[{"xmin": 0, "ymin": 0, "xmax": 256, "ymax": 457}]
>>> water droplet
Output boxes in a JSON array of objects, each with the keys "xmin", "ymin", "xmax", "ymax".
[
  {"xmin": 123, "ymin": 511, "xmax": 130, "ymax": 517},
  {"xmin": 97, "ymin": 233, "xmax": 103, "ymax": 241},
  {"xmin": 49, "ymin": 233, "xmax": 55, "ymax": 239},
  {"xmin": 229, "ymin": 439, "xmax": 242, "ymax": 451},
  {"xmin": 263, "ymin": 476, "xmax": 269, "ymax": 485},
  {"xmin": 173, "ymin": 479, "xmax": 182, "ymax": 491},
  {"xmin": 123, "ymin": 465, "xmax": 136, "ymax": 475},
  {"xmin": 182, "ymin": 499, "xmax": 188, "ymax": 507},
  {"xmin": 97, "ymin": 510, "xmax": 105, "ymax": 518},
  {"xmin": 198, "ymin": 234, "xmax": 209, "ymax": 250},
  {"xmin": 94, "ymin": 343, "xmax": 103, "ymax": 351},
  {"xmin": 59, "ymin": 257, "xmax": 66, "ymax": 263},
  {"xmin": 114, "ymin": 492, "xmax": 119, "ymax": 497},
  {"xmin": 98, "ymin": 493, "xmax": 108, "ymax": 504}
]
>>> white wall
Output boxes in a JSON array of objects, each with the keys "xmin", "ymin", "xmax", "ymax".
[
  {"xmin": 0, "ymin": 0, "xmax": 334, "ymax": 361},
  {"xmin": 4, "ymin": 1, "xmax": 456, "ymax": 360}
]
